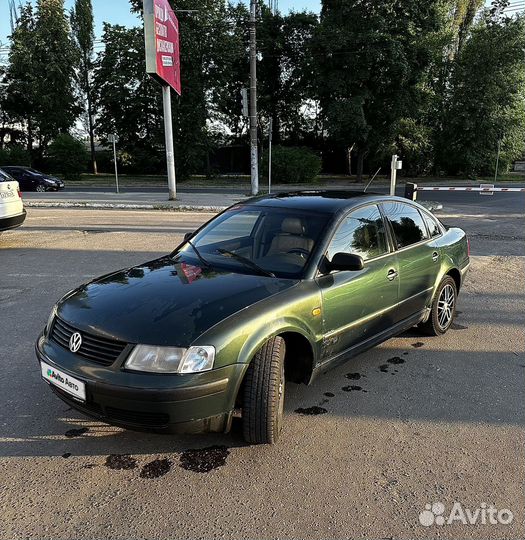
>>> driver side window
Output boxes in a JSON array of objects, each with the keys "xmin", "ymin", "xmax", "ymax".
[{"xmin": 327, "ymin": 205, "xmax": 388, "ymax": 261}]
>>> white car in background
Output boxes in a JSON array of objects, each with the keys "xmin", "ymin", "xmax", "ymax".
[{"xmin": 0, "ymin": 169, "xmax": 26, "ymax": 232}]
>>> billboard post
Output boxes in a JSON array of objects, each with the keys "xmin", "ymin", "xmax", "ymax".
[{"xmin": 144, "ymin": 0, "xmax": 181, "ymax": 200}]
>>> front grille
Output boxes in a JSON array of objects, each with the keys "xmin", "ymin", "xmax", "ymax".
[{"xmin": 50, "ymin": 316, "xmax": 127, "ymax": 366}]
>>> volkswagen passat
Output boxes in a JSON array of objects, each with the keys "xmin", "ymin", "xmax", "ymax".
[{"xmin": 36, "ymin": 192, "xmax": 469, "ymax": 444}]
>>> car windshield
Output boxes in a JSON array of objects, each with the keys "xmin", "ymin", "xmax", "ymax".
[{"xmin": 173, "ymin": 205, "xmax": 331, "ymax": 279}]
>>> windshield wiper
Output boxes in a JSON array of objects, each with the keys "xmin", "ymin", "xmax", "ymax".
[
  {"xmin": 217, "ymin": 248, "xmax": 275, "ymax": 278},
  {"xmin": 186, "ymin": 240, "xmax": 211, "ymax": 268}
]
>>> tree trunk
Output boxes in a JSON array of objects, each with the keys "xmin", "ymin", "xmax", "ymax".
[
  {"xmin": 346, "ymin": 143, "xmax": 355, "ymax": 175},
  {"xmin": 85, "ymin": 71, "xmax": 97, "ymax": 175},
  {"xmin": 26, "ymin": 117, "xmax": 33, "ymax": 156},
  {"xmin": 356, "ymin": 147, "xmax": 365, "ymax": 183}
]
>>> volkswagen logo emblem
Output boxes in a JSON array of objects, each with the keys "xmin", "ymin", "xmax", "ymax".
[{"xmin": 69, "ymin": 332, "xmax": 82, "ymax": 353}]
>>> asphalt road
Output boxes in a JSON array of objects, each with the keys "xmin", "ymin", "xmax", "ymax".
[
  {"xmin": 56, "ymin": 184, "xmax": 525, "ymax": 212},
  {"xmin": 0, "ymin": 204, "xmax": 524, "ymax": 539}
]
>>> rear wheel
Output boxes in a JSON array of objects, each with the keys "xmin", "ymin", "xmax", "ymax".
[
  {"xmin": 242, "ymin": 336, "xmax": 286, "ymax": 444},
  {"xmin": 419, "ymin": 276, "xmax": 457, "ymax": 336}
]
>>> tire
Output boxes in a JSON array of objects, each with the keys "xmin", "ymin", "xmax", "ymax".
[
  {"xmin": 242, "ymin": 336, "xmax": 286, "ymax": 444},
  {"xmin": 35, "ymin": 184, "xmax": 46, "ymax": 192},
  {"xmin": 419, "ymin": 276, "xmax": 457, "ymax": 336}
]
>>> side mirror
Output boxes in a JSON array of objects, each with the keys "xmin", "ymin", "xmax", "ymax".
[
  {"xmin": 329, "ymin": 253, "xmax": 364, "ymax": 272},
  {"xmin": 184, "ymin": 232, "xmax": 193, "ymax": 241}
]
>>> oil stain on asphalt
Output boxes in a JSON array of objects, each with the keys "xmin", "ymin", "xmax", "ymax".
[
  {"xmin": 324, "ymin": 392, "xmax": 335, "ymax": 397},
  {"xmin": 65, "ymin": 427, "xmax": 89, "ymax": 438},
  {"xmin": 295, "ymin": 406, "xmax": 328, "ymax": 416},
  {"xmin": 388, "ymin": 357, "xmax": 405, "ymax": 365},
  {"xmin": 180, "ymin": 446, "xmax": 230, "ymax": 473},
  {"xmin": 342, "ymin": 385, "xmax": 367, "ymax": 393},
  {"xmin": 140, "ymin": 459, "xmax": 171, "ymax": 479},
  {"xmin": 345, "ymin": 372, "xmax": 363, "ymax": 380},
  {"xmin": 104, "ymin": 454, "xmax": 137, "ymax": 470}
]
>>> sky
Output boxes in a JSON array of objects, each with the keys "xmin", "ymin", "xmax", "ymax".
[{"xmin": 0, "ymin": 0, "xmax": 322, "ymax": 47}]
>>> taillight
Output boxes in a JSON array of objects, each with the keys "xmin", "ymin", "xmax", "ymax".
[{"xmin": 17, "ymin": 189, "xmax": 22, "ymax": 199}]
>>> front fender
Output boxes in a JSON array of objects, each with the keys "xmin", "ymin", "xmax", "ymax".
[{"xmin": 194, "ymin": 280, "xmax": 322, "ymax": 370}]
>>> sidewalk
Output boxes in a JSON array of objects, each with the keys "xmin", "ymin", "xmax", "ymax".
[{"xmin": 23, "ymin": 190, "xmax": 248, "ymax": 212}]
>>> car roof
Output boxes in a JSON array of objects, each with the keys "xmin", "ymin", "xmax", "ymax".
[{"xmin": 243, "ymin": 190, "xmax": 396, "ymax": 214}]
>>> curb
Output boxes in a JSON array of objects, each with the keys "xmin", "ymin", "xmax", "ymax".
[
  {"xmin": 24, "ymin": 199, "xmax": 444, "ymax": 213},
  {"xmin": 24, "ymin": 201, "xmax": 227, "ymax": 212}
]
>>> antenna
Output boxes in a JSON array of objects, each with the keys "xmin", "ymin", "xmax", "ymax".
[{"xmin": 364, "ymin": 168, "xmax": 381, "ymax": 192}]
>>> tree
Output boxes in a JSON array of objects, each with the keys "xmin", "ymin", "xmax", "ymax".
[
  {"xmin": 3, "ymin": 3, "xmax": 38, "ymax": 153},
  {"xmin": 48, "ymin": 133, "xmax": 88, "ymax": 179},
  {"xmin": 257, "ymin": 7, "xmax": 319, "ymax": 145},
  {"xmin": 32, "ymin": 0, "xmax": 79, "ymax": 155},
  {"xmin": 71, "ymin": 0, "xmax": 97, "ymax": 174},
  {"xmin": 93, "ymin": 24, "xmax": 165, "ymax": 171},
  {"xmin": 312, "ymin": 0, "xmax": 448, "ymax": 180},
  {"xmin": 437, "ymin": 13, "xmax": 525, "ymax": 176}
]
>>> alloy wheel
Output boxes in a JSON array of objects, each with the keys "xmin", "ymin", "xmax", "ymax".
[{"xmin": 437, "ymin": 283, "xmax": 455, "ymax": 330}]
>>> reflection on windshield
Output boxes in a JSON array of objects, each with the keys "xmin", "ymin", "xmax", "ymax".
[{"xmin": 175, "ymin": 206, "xmax": 330, "ymax": 278}]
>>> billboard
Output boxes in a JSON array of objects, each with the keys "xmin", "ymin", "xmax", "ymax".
[{"xmin": 144, "ymin": 0, "xmax": 181, "ymax": 94}]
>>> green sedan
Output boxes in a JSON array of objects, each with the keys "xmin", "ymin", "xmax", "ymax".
[{"xmin": 36, "ymin": 192, "xmax": 470, "ymax": 444}]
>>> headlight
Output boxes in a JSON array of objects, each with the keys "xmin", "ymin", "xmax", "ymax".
[{"xmin": 125, "ymin": 345, "xmax": 215, "ymax": 374}]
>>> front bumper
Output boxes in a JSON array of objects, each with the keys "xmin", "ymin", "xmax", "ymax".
[
  {"xmin": 0, "ymin": 210, "xmax": 26, "ymax": 231},
  {"xmin": 36, "ymin": 334, "xmax": 244, "ymax": 434}
]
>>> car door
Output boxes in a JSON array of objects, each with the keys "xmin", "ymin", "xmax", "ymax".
[
  {"xmin": 316, "ymin": 204, "xmax": 399, "ymax": 361},
  {"xmin": 8, "ymin": 168, "xmax": 29, "ymax": 190},
  {"xmin": 381, "ymin": 201, "xmax": 441, "ymax": 322}
]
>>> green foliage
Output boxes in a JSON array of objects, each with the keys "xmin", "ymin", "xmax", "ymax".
[
  {"xmin": 47, "ymin": 134, "xmax": 88, "ymax": 180},
  {"xmin": 0, "ymin": 145, "xmax": 32, "ymax": 166},
  {"xmin": 261, "ymin": 146, "xmax": 321, "ymax": 184},
  {"xmin": 437, "ymin": 15, "xmax": 525, "ymax": 176},
  {"xmin": 394, "ymin": 119, "xmax": 435, "ymax": 177},
  {"xmin": 32, "ymin": 0, "xmax": 79, "ymax": 147},
  {"xmin": 3, "ymin": 0, "xmax": 79, "ymax": 155},
  {"xmin": 71, "ymin": 0, "xmax": 97, "ymax": 173},
  {"xmin": 313, "ymin": 0, "xmax": 448, "ymax": 178}
]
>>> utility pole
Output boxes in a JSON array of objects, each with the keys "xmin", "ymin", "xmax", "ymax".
[
  {"xmin": 249, "ymin": 0, "xmax": 259, "ymax": 196},
  {"xmin": 162, "ymin": 85, "xmax": 177, "ymax": 200}
]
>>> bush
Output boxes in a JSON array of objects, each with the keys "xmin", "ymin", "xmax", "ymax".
[
  {"xmin": 261, "ymin": 146, "xmax": 322, "ymax": 184},
  {"xmin": 0, "ymin": 145, "xmax": 31, "ymax": 166},
  {"xmin": 47, "ymin": 134, "xmax": 88, "ymax": 180}
]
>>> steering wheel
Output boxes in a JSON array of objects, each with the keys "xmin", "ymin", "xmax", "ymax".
[{"xmin": 287, "ymin": 248, "xmax": 310, "ymax": 259}]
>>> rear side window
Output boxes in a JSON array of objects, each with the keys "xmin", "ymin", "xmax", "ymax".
[
  {"xmin": 422, "ymin": 212, "xmax": 441, "ymax": 237},
  {"xmin": 382, "ymin": 202, "xmax": 429, "ymax": 248},
  {"xmin": 327, "ymin": 204, "xmax": 388, "ymax": 261}
]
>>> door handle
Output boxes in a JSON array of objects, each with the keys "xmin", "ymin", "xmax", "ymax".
[
  {"xmin": 432, "ymin": 251, "xmax": 439, "ymax": 262},
  {"xmin": 387, "ymin": 269, "xmax": 398, "ymax": 281}
]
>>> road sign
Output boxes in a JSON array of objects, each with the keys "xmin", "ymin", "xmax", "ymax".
[{"xmin": 144, "ymin": 0, "xmax": 181, "ymax": 95}]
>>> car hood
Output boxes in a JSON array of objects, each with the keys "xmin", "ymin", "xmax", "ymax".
[{"xmin": 57, "ymin": 256, "xmax": 297, "ymax": 346}]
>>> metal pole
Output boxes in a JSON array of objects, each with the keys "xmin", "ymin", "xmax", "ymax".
[
  {"xmin": 113, "ymin": 138, "xmax": 119, "ymax": 194},
  {"xmin": 162, "ymin": 84, "xmax": 177, "ymax": 200},
  {"xmin": 268, "ymin": 118, "xmax": 273, "ymax": 194},
  {"xmin": 494, "ymin": 139, "xmax": 501, "ymax": 183},
  {"xmin": 249, "ymin": 0, "xmax": 259, "ymax": 196},
  {"xmin": 390, "ymin": 154, "xmax": 397, "ymax": 196}
]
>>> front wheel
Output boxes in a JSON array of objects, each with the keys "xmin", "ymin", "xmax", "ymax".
[
  {"xmin": 419, "ymin": 276, "xmax": 457, "ymax": 336},
  {"xmin": 242, "ymin": 336, "xmax": 286, "ymax": 444},
  {"xmin": 35, "ymin": 184, "xmax": 46, "ymax": 192}
]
